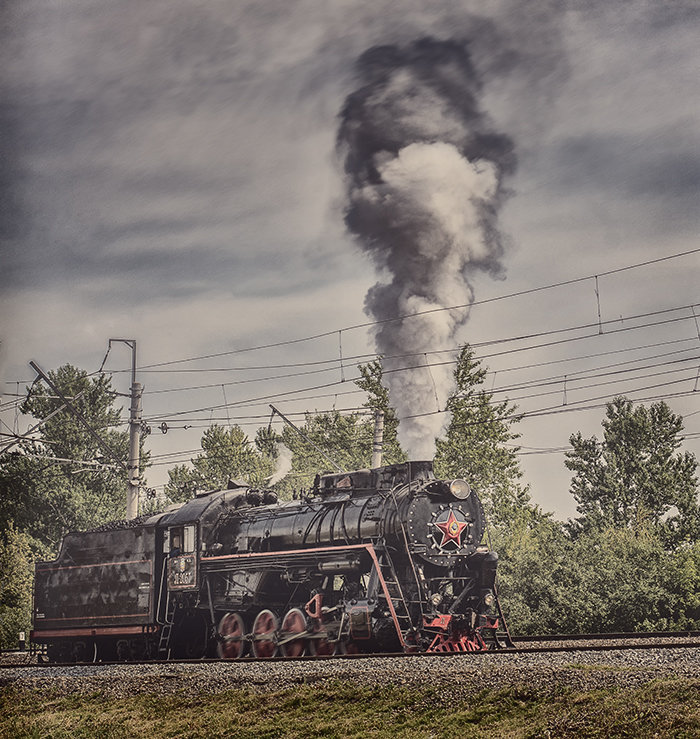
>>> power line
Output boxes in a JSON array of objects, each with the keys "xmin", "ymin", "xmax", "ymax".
[
  {"xmin": 130, "ymin": 247, "xmax": 700, "ymax": 371},
  {"xmin": 513, "ymin": 430, "xmax": 700, "ymax": 457},
  {"xmin": 120, "ymin": 335, "xmax": 698, "ymax": 400},
  {"xmin": 18, "ymin": 452, "xmax": 121, "ymax": 470},
  {"xmin": 142, "ymin": 304, "xmax": 699, "ymax": 423},
  {"xmin": 137, "ymin": 301, "xmax": 698, "ymax": 417},
  {"xmin": 144, "ymin": 356, "xmax": 698, "ymax": 425},
  {"xmin": 142, "ymin": 380, "xmax": 700, "ymax": 472},
  {"xmin": 487, "ymin": 354, "xmax": 700, "ymax": 397},
  {"xmin": 427, "ymin": 383, "xmax": 700, "ymax": 428},
  {"xmin": 483, "ymin": 336, "xmax": 697, "ymax": 377}
]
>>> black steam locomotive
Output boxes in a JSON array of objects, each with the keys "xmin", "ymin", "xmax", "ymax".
[{"xmin": 32, "ymin": 461, "xmax": 505, "ymax": 661}]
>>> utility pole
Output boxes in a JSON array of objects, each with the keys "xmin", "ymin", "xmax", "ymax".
[
  {"xmin": 370, "ymin": 411, "xmax": 384, "ymax": 469},
  {"xmin": 110, "ymin": 339, "xmax": 141, "ymax": 519}
]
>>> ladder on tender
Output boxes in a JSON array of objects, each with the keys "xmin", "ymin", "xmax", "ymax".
[{"xmin": 157, "ymin": 593, "xmax": 176, "ymax": 659}]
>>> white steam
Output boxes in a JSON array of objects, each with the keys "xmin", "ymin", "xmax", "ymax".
[
  {"xmin": 338, "ymin": 39, "xmax": 516, "ymax": 459},
  {"xmin": 267, "ymin": 442, "xmax": 293, "ymax": 485}
]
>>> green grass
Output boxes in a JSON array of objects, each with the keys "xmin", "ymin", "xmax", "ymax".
[{"xmin": 1, "ymin": 678, "xmax": 698, "ymax": 738}]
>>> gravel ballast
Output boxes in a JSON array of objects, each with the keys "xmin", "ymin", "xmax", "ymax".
[{"xmin": 2, "ymin": 646, "xmax": 698, "ymax": 698}]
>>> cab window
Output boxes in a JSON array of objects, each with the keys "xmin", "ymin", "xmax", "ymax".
[
  {"xmin": 166, "ymin": 524, "xmax": 196, "ymax": 555},
  {"xmin": 183, "ymin": 525, "xmax": 196, "ymax": 553}
]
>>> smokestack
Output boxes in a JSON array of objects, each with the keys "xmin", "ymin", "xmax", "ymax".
[
  {"xmin": 337, "ymin": 37, "xmax": 516, "ymax": 459},
  {"xmin": 370, "ymin": 411, "xmax": 385, "ymax": 468}
]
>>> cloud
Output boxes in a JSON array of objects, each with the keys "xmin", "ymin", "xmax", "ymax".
[
  {"xmin": 552, "ymin": 133, "xmax": 700, "ymax": 199},
  {"xmin": 1, "ymin": 1, "xmax": 699, "ymax": 514},
  {"xmin": 1, "ymin": 0, "xmax": 572, "ymax": 294}
]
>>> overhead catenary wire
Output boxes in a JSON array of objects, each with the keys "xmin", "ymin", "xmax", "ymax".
[
  {"xmin": 139, "ymin": 380, "xmax": 700, "ymax": 471},
  {"xmin": 512, "ymin": 430, "xmax": 700, "ymax": 457},
  {"xmin": 18, "ymin": 452, "xmax": 121, "ymax": 470},
  {"xmin": 141, "ymin": 304, "xmax": 699, "ymax": 424},
  {"xmin": 4, "ymin": 249, "xmax": 698, "ymax": 493},
  {"xmin": 484, "ymin": 353, "xmax": 700, "ymax": 398},
  {"xmin": 140, "ymin": 365, "xmax": 698, "ymax": 469},
  {"xmin": 134, "ymin": 335, "xmax": 699, "ymax": 396},
  {"xmin": 112, "ymin": 301, "xmax": 698, "ymax": 382},
  {"xmin": 82, "ymin": 317, "xmax": 700, "ymax": 479},
  {"xmin": 401, "ymin": 381, "xmax": 700, "ymax": 427},
  {"xmin": 144, "ymin": 357, "xmax": 698, "ymax": 426},
  {"xmin": 128, "ymin": 246, "xmax": 700, "ymax": 372}
]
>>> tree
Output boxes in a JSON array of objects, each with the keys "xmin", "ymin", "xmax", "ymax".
[
  {"xmin": 664, "ymin": 538, "xmax": 700, "ymax": 630},
  {"xmin": 164, "ymin": 424, "xmax": 275, "ymax": 503},
  {"xmin": 494, "ymin": 516, "xmax": 582, "ymax": 634},
  {"xmin": 497, "ymin": 518, "xmax": 700, "ymax": 635},
  {"xmin": 433, "ymin": 345, "xmax": 535, "ymax": 527},
  {"xmin": 0, "ymin": 365, "xmax": 143, "ymax": 549},
  {"xmin": 355, "ymin": 359, "xmax": 406, "ymax": 466},
  {"xmin": 565, "ymin": 397, "xmax": 699, "ymax": 548},
  {"xmin": 271, "ymin": 361, "xmax": 407, "ymax": 499},
  {"xmin": 0, "ymin": 525, "xmax": 50, "ymax": 649}
]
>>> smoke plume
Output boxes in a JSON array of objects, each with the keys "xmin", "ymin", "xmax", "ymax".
[
  {"xmin": 267, "ymin": 442, "xmax": 293, "ymax": 486},
  {"xmin": 337, "ymin": 37, "xmax": 516, "ymax": 459}
]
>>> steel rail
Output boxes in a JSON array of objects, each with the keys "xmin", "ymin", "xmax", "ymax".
[{"xmin": 2, "ymin": 634, "xmax": 699, "ymax": 670}]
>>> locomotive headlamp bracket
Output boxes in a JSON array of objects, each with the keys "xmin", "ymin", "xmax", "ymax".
[
  {"xmin": 420, "ymin": 479, "xmax": 471, "ymax": 500},
  {"xmin": 420, "ymin": 480, "xmax": 446, "ymax": 496}
]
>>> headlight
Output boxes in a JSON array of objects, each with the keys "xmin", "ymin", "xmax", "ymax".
[
  {"xmin": 430, "ymin": 592, "xmax": 443, "ymax": 607},
  {"xmin": 449, "ymin": 479, "xmax": 471, "ymax": 499},
  {"xmin": 483, "ymin": 592, "xmax": 495, "ymax": 608}
]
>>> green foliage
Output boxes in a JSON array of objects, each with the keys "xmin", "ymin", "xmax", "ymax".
[
  {"xmin": 0, "ymin": 365, "xmax": 142, "ymax": 548},
  {"xmin": 663, "ymin": 539, "xmax": 700, "ymax": 630},
  {"xmin": 271, "ymin": 361, "xmax": 406, "ymax": 499},
  {"xmin": 434, "ymin": 345, "xmax": 536, "ymax": 527},
  {"xmin": 0, "ymin": 525, "xmax": 49, "ymax": 649},
  {"xmin": 494, "ymin": 517, "xmax": 584, "ymax": 635},
  {"xmin": 497, "ymin": 396, "xmax": 700, "ymax": 635},
  {"xmin": 164, "ymin": 424, "xmax": 275, "ymax": 503},
  {"xmin": 0, "ymin": 365, "xmax": 147, "ymax": 650},
  {"xmin": 497, "ymin": 519, "xmax": 700, "ymax": 635},
  {"xmin": 566, "ymin": 397, "xmax": 700, "ymax": 548}
]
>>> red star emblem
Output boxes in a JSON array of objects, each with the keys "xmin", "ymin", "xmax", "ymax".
[{"xmin": 434, "ymin": 509, "xmax": 468, "ymax": 549}]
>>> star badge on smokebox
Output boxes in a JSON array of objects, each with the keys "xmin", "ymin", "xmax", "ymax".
[{"xmin": 431, "ymin": 508, "xmax": 469, "ymax": 550}]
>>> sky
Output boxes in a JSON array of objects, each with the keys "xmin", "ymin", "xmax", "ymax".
[{"xmin": 1, "ymin": 0, "xmax": 699, "ymax": 520}]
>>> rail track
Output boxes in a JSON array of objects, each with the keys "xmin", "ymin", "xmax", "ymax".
[{"xmin": 2, "ymin": 631, "xmax": 698, "ymax": 670}]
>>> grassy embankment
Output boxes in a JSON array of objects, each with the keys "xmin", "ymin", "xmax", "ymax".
[{"xmin": 1, "ymin": 677, "xmax": 698, "ymax": 738}]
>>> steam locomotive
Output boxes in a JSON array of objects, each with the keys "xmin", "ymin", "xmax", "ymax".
[{"xmin": 32, "ymin": 461, "xmax": 506, "ymax": 661}]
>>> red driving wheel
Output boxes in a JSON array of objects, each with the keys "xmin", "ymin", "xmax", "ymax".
[
  {"xmin": 308, "ymin": 627, "xmax": 338, "ymax": 656},
  {"xmin": 252, "ymin": 609, "xmax": 279, "ymax": 658},
  {"xmin": 280, "ymin": 608, "xmax": 309, "ymax": 658},
  {"xmin": 217, "ymin": 612, "xmax": 247, "ymax": 659}
]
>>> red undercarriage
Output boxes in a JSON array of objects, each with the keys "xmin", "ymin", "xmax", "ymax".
[{"xmin": 423, "ymin": 614, "xmax": 500, "ymax": 653}]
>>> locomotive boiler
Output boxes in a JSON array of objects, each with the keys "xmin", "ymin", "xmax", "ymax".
[{"xmin": 32, "ymin": 461, "xmax": 506, "ymax": 661}]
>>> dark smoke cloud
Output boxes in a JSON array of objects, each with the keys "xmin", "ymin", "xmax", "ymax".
[{"xmin": 337, "ymin": 37, "xmax": 517, "ymax": 457}]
